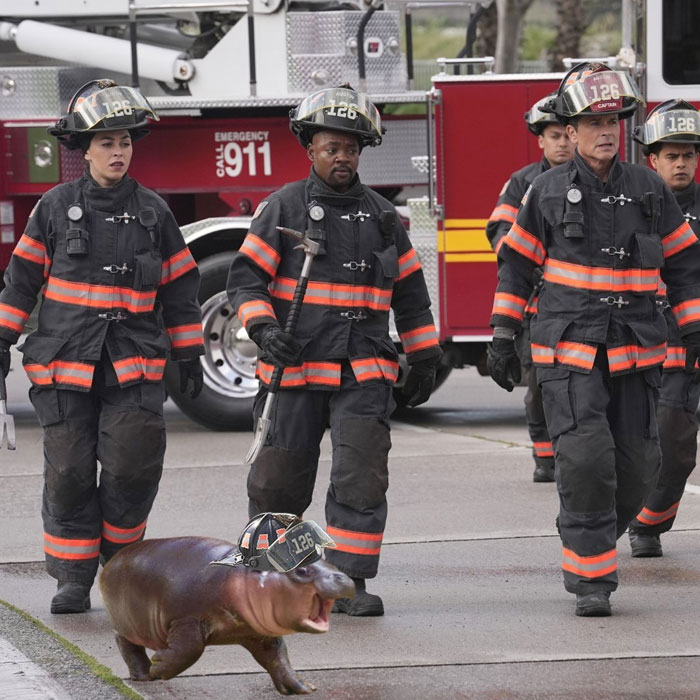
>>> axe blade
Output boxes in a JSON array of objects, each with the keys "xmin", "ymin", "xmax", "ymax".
[{"xmin": 245, "ymin": 414, "xmax": 270, "ymax": 465}]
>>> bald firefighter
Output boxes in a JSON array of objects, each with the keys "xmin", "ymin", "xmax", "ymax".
[
  {"xmin": 486, "ymin": 94, "xmax": 574, "ymax": 482},
  {"xmin": 487, "ymin": 63, "xmax": 700, "ymax": 617},
  {"xmin": 227, "ymin": 85, "xmax": 442, "ymax": 616}
]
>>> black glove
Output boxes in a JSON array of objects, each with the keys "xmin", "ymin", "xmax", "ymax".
[
  {"xmin": 487, "ymin": 336, "xmax": 522, "ymax": 392},
  {"xmin": 0, "ymin": 339, "xmax": 10, "ymax": 379},
  {"xmin": 683, "ymin": 331, "xmax": 700, "ymax": 384},
  {"xmin": 249, "ymin": 324, "xmax": 302, "ymax": 367},
  {"xmin": 179, "ymin": 358, "xmax": 203, "ymax": 399},
  {"xmin": 402, "ymin": 353, "xmax": 441, "ymax": 408}
]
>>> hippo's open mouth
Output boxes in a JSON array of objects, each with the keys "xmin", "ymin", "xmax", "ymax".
[{"xmin": 301, "ymin": 594, "xmax": 333, "ymax": 633}]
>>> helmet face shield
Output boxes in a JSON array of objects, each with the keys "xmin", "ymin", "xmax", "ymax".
[
  {"xmin": 557, "ymin": 70, "xmax": 642, "ymax": 118},
  {"xmin": 525, "ymin": 95, "xmax": 559, "ymax": 134},
  {"xmin": 72, "ymin": 86, "xmax": 160, "ymax": 131},
  {"xmin": 265, "ymin": 520, "xmax": 336, "ymax": 572},
  {"xmin": 634, "ymin": 107, "xmax": 700, "ymax": 146}
]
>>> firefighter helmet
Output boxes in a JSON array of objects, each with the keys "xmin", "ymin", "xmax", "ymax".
[
  {"xmin": 524, "ymin": 93, "xmax": 559, "ymax": 135},
  {"xmin": 48, "ymin": 79, "xmax": 159, "ymax": 149},
  {"xmin": 290, "ymin": 85, "xmax": 383, "ymax": 149},
  {"xmin": 632, "ymin": 99, "xmax": 700, "ymax": 155},
  {"xmin": 542, "ymin": 62, "xmax": 644, "ymax": 123},
  {"xmin": 217, "ymin": 513, "xmax": 336, "ymax": 572}
]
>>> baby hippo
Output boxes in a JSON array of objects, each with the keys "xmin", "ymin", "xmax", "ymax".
[{"xmin": 99, "ymin": 515, "xmax": 354, "ymax": 695}]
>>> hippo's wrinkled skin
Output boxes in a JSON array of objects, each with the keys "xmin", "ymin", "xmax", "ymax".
[{"xmin": 99, "ymin": 537, "xmax": 354, "ymax": 695}]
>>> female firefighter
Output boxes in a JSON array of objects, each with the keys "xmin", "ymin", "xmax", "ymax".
[{"xmin": 0, "ymin": 79, "xmax": 204, "ymax": 614}]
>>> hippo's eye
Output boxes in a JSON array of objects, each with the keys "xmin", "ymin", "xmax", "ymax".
[{"xmin": 295, "ymin": 566, "xmax": 310, "ymax": 577}]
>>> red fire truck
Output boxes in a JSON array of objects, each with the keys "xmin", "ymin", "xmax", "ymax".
[{"xmin": 0, "ymin": 0, "xmax": 697, "ymax": 429}]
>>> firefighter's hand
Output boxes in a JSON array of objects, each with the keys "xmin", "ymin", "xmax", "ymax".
[
  {"xmin": 179, "ymin": 358, "xmax": 203, "ymax": 399},
  {"xmin": 487, "ymin": 336, "xmax": 521, "ymax": 392},
  {"xmin": 0, "ymin": 339, "xmax": 10, "ymax": 379},
  {"xmin": 402, "ymin": 352, "xmax": 442, "ymax": 408},
  {"xmin": 250, "ymin": 324, "xmax": 302, "ymax": 367},
  {"xmin": 683, "ymin": 331, "xmax": 700, "ymax": 384}
]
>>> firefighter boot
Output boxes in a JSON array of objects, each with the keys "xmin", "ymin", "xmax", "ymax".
[
  {"xmin": 50, "ymin": 581, "xmax": 92, "ymax": 614},
  {"xmin": 332, "ymin": 577, "xmax": 384, "ymax": 617},
  {"xmin": 628, "ymin": 529, "xmax": 663, "ymax": 558},
  {"xmin": 575, "ymin": 591, "xmax": 611, "ymax": 617},
  {"xmin": 532, "ymin": 458, "xmax": 555, "ymax": 483}
]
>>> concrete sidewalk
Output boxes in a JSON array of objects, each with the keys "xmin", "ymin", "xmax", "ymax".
[{"xmin": 2, "ymin": 366, "xmax": 700, "ymax": 698}]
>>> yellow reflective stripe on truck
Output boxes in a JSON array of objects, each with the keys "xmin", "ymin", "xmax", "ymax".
[{"xmin": 438, "ymin": 219, "xmax": 496, "ymax": 262}]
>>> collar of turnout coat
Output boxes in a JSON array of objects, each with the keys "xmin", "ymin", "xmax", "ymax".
[
  {"xmin": 82, "ymin": 171, "xmax": 139, "ymax": 212},
  {"xmin": 307, "ymin": 166, "xmax": 365, "ymax": 205}
]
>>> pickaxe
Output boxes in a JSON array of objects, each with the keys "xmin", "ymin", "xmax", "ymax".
[
  {"xmin": 0, "ymin": 367, "xmax": 16, "ymax": 450},
  {"xmin": 245, "ymin": 226, "xmax": 320, "ymax": 464}
]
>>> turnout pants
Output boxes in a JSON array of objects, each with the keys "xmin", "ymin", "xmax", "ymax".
[
  {"xmin": 517, "ymin": 323, "xmax": 554, "ymax": 470},
  {"xmin": 247, "ymin": 363, "xmax": 395, "ymax": 580},
  {"xmin": 31, "ymin": 367, "xmax": 166, "ymax": 584},
  {"xmin": 631, "ymin": 370, "xmax": 700, "ymax": 535},
  {"xmin": 538, "ymin": 355, "xmax": 661, "ymax": 594}
]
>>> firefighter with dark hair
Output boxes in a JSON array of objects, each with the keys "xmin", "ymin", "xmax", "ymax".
[
  {"xmin": 0, "ymin": 79, "xmax": 204, "ymax": 614},
  {"xmin": 627, "ymin": 99, "xmax": 700, "ymax": 557},
  {"xmin": 486, "ymin": 94, "xmax": 574, "ymax": 483},
  {"xmin": 487, "ymin": 63, "xmax": 700, "ymax": 617},
  {"xmin": 227, "ymin": 85, "xmax": 442, "ymax": 616}
]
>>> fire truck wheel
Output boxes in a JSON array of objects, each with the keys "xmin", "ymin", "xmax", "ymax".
[{"xmin": 163, "ymin": 251, "xmax": 257, "ymax": 431}]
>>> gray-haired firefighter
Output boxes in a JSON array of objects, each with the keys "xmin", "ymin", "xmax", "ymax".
[
  {"xmin": 486, "ymin": 94, "xmax": 574, "ymax": 483},
  {"xmin": 0, "ymin": 79, "xmax": 204, "ymax": 614},
  {"xmin": 627, "ymin": 100, "xmax": 700, "ymax": 557},
  {"xmin": 487, "ymin": 63, "xmax": 700, "ymax": 617},
  {"xmin": 227, "ymin": 85, "xmax": 442, "ymax": 616}
]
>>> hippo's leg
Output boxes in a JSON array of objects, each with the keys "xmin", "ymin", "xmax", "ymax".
[
  {"xmin": 114, "ymin": 633, "xmax": 152, "ymax": 681},
  {"xmin": 240, "ymin": 636, "xmax": 316, "ymax": 695},
  {"xmin": 149, "ymin": 617, "xmax": 206, "ymax": 681}
]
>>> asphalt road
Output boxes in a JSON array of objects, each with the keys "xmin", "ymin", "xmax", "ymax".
[{"xmin": 2, "ymin": 352, "xmax": 700, "ymax": 700}]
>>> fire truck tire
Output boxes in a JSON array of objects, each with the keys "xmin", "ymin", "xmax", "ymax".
[{"xmin": 163, "ymin": 251, "xmax": 257, "ymax": 431}]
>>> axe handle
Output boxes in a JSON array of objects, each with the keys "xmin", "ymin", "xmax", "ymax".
[
  {"xmin": 267, "ymin": 256, "xmax": 312, "ymax": 394},
  {"xmin": 0, "ymin": 367, "xmax": 6, "ymax": 404}
]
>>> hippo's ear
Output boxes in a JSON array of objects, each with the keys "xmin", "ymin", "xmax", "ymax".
[{"xmin": 210, "ymin": 551, "xmax": 244, "ymax": 568}]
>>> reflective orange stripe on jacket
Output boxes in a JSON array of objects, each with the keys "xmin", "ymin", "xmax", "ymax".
[
  {"xmin": 397, "ymin": 248, "xmax": 421, "ymax": 281},
  {"xmin": 673, "ymin": 298, "xmax": 700, "ymax": 327},
  {"xmin": 663, "ymin": 221, "xmax": 697, "ymax": 258},
  {"xmin": 238, "ymin": 299, "xmax": 276, "ymax": 328},
  {"xmin": 0, "ymin": 302, "xmax": 30, "ymax": 333},
  {"xmin": 43, "ymin": 533, "xmax": 101, "ymax": 561},
  {"xmin": 240, "ymin": 232, "xmax": 281, "ymax": 278},
  {"xmin": 636, "ymin": 501, "xmax": 680, "ymax": 527},
  {"xmin": 15, "ymin": 233, "xmax": 51, "ymax": 276},
  {"xmin": 25, "ymin": 360, "xmax": 94, "ymax": 388},
  {"xmin": 102, "ymin": 519, "xmax": 147, "ymax": 544},
  {"xmin": 531, "ymin": 341, "xmax": 598, "ymax": 370},
  {"xmin": 544, "ymin": 258, "xmax": 659, "ymax": 293},
  {"xmin": 492, "ymin": 292, "xmax": 527, "ymax": 322},
  {"xmin": 326, "ymin": 525, "xmax": 383, "ymax": 556},
  {"xmin": 503, "ymin": 223, "xmax": 546, "ymax": 265},
  {"xmin": 257, "ymin": 360, "xmax": 342, "ymax": 388},
  {"xmin": 351, "ymin": 357, "xmax": 399, "ymax": 383},
  {"xmin": 562, "ymin": 547, "xmax": 616, "ymax": 579},
  {"xmin": 161, "ymin": 247, "xmax": 197, "ymax": 285},
  {"xmin": 113, "ymin": 356, "xmax": 167, "ymax": 384},
  {"xmin": 607, "ymin": 343, "xmax": 667, "ymax": 373},
  {"xmin": 488, "ymin": 203, "xmax": 518, "ymax": 224},
  {"xmin": 167, "ymin": 323, "xmax": 204, "ymax": 349},
  {"xmin": 270, "ymin": 276, "xmax": 392, "ymax": 310},
  {"xmin": 44, "ymin": 276, "xmax": 157, "ymax": 313},
  {"xmin": 400, "ymin": 324, "xmax": 439, "ymax": 354},
  {"xmin": 664, "ymin": 346, "xmax": 685, "ymax": 369}
]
